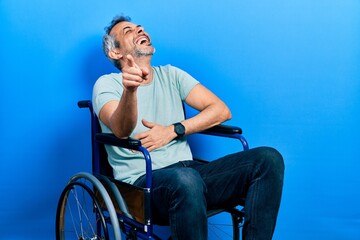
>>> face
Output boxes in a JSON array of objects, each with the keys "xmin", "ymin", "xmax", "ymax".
[{"xmin": 110, "ymin": 21, "xmax": 155, "ymax": 58}]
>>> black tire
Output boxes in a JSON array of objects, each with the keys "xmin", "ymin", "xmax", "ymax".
[{"xmin": 56, "ymin": 181, "xmax": 109, "ymax": 240}]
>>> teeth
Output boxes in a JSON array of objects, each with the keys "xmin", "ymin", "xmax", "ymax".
[{"xmin": 136, "ymin": 36, "xmax": 149, "ymax": 45}]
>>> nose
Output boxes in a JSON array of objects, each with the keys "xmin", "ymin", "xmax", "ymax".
[{"xmin": 136, "ymin": 25, "xmax": 144, "ymax": 34}]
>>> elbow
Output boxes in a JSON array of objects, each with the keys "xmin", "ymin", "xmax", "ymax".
[
  {"xmin": 113, "ymin": 131, "xmax": 129, "ymax": 139},
  {"xmin": 226, "ymin": 108, "xmax": 232, "ymax": 121},
  {"xmin": 112, "ymin": 128, "xmax": 133, "ymax": 139},
  {"xmin": 224, "ymin": 106, "xmax": 232, "ymax": 122},
  {"xmin": 217, "ymin": 104, "xmax": 232, "ymax": 124},
  {"xmin": 109, "ymin": 119, "xmax": 135, "ymax": 139}
]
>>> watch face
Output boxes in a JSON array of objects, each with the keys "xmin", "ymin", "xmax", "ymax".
[{"xmin": 175, "ymin": 123, "xmax": 185, "ymax": 136}]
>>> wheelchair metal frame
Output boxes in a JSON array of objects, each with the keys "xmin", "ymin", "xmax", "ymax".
[{"xmin": 56, "ymin": 100, "xmax": 249, "ymax": 240}]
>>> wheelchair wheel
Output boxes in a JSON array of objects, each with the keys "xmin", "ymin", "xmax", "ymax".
[
  {"xmin": 56, "ymin": 172, "xmax": 122, "ymax": 240},
  {"xmin": 208, "ymin": 208, "xmax": 244, "ymax": 240}
]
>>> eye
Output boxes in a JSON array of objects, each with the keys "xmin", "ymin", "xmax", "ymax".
[{"xmin": 123, "ymin": 27, "xmax": 133, "ymax": 35}]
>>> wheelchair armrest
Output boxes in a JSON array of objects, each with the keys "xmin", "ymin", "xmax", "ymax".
[
  {"xmin": 202, "ymin": 124, "xmax": 242, "ymax": 135},
  {"xmin": 95, "ymin": 133, "xmax": 141, "ymax": 151},
  {"xmin": 200, "ymin": 124, "xmax": 249, "ymax": 150}
]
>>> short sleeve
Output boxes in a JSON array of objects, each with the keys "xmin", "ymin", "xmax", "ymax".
[
  {"xmin": 171, "ymin": 66, "xmax": 199, "ymax": 100},
  {"xmin": 92, "ymin": 73, "xmax": 123, "ymax": 117}
]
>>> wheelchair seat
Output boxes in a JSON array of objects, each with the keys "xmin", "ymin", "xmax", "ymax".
[{"xmin": 55, "ymin": 100, "xmax": 249, "ymax": 240}]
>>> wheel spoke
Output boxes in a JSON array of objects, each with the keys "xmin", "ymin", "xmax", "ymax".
[{"xmin": 57, "ymin": 180, "xmax": 109, "ymax": 240}]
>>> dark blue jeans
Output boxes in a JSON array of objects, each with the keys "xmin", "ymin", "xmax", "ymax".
[{"xmin": 133, "ymin": 147, "xmax": 284, "ymax": 240}]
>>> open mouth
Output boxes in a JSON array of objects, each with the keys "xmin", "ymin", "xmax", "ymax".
[{"xmin": 135, "ymin": 35, "xmax": 151, "ymax": 45}]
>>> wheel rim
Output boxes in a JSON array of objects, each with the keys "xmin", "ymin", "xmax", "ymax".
[{"xmin": 56, "ymin": 181, "xmax": 109, "ymax": 240}]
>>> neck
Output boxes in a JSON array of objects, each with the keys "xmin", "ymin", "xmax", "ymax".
[
  {"xmin": 135, "ymin": 55, "xmax": 152, "ymax": 68},
  {"xmin": 136, "ymin": 56, "xmax": 153, "ymax": 84}
]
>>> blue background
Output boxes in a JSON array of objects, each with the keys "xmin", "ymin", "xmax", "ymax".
[{"xmin": 1, "ymin": 0, "xmax": 359, "ymax": 239}]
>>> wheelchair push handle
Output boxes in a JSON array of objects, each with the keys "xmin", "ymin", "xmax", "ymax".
[{"xmin": 78, "ymin": 100, "xmax": 92, "ymax": 109}]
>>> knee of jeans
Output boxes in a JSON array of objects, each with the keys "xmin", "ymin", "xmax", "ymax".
[
  {"xmin": 169, "ymin": 168, "xmax": 207, "ymax": 197},
  {"xmin": 258, "ymin": 147, "xmax": 285, "ymax": 177}
]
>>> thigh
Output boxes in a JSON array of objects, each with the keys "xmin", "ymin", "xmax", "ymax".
[
  {"xmin": 133, "ymin": 164, "xmax": 207, "ymax": 224},
  {"xmin": 191, "ymin": 148, "xmax": 266, "ymax": 209},
  {"xmin": 133, "ymin": 161, "xmax": 198, "ymax": 189}
]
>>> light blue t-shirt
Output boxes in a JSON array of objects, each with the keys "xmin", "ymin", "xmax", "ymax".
[{"xmin": 92, "ymin": 65, "xmax": 199, "ymax": 184}]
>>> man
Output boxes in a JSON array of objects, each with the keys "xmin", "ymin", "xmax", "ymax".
[{"xmin": 93, "ymin": 15, "xmax": 284, "ymax": 240}]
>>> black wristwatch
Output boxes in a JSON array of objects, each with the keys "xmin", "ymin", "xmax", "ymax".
[{"xmin": 173, "ymin": 122, "xmax": 185, "ymax": 138}]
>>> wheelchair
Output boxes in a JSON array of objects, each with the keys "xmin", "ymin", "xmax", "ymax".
[{"xmin": 56, "ymin": 100, "xmax": 249, "ymax": 240}]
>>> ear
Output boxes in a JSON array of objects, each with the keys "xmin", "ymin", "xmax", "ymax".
[{"xmin": 108, "ymin": 49, "xmax": 123, "ymax": 60}]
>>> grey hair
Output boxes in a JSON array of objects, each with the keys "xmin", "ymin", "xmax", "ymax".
[
  {"xmin": 102, "ymin": 15, "xmax": 131, "ymax": 70},
  {"xmin": 102, "ymin": 34, "xmax": 120, "ymax": 69}
]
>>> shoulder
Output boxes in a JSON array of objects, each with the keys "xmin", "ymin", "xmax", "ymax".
[
  {"xmin": 95, "ymin": 73, "xmax": 122, "ymax": 85},
  {"xmin": 153, "ymin": 65, "xmax": 193, "ymax": 81},
  {"xmin": 92, "ymin": 73, "xmax": 123, "ymax": 116},
  {"xmin": 93, "ymin": 73, "xmax": 122, "ymax": 91},
  {"xmin": 153, "ymin": 64, "xmax": 186, "ymax": 73}
]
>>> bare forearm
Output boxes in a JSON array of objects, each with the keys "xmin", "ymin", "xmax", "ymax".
[
  {"xmin": 182, "ymin": 102, "xmax": 232, "ymax": 135},
  {"xmin": 109, "ymin": 90, "xmax": 138, "ymax": 138},
  {"xmin": 100, "ymin": 55, "xmax": 151, "ymax": 138}
]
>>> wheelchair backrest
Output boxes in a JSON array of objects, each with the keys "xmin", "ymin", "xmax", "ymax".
[{"xmin": 78, "ymin": 100, "xmax": 114, "ymax": 177}]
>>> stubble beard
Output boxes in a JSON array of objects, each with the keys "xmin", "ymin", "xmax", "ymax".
[{"xmin": 133, "ymin": 45, "xmax": 155, "ymax": 58}]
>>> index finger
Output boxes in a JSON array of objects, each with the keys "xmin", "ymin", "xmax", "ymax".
[{"xmin": 125, "ymin": 54, "xmax": 139, "ymax": 69}]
